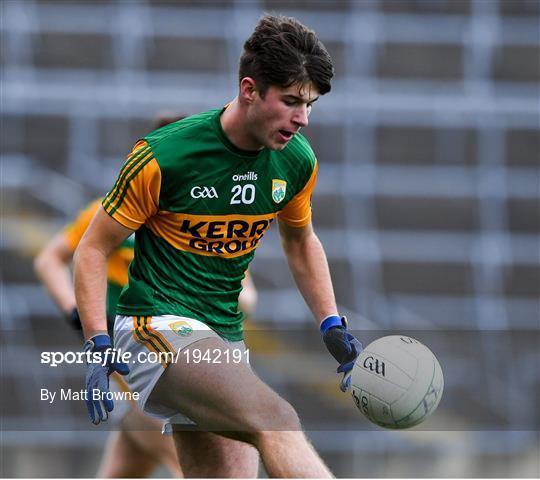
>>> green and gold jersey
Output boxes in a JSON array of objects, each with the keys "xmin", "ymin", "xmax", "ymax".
[
  {"xmin": 103, "ymin": 108, "xmax": 318, "ymax": 341},
  {"xmin": 64, "ymin": 199, "xmax": 134, "ymax": 316}
]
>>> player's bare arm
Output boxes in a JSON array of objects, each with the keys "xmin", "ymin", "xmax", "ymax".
[
  {"xmin": 34, "ymin": 233, "xmax": 77, "ymax": 314},
  {"xmin": 279, "ymin": 219, "xmax": 363, "ymax": 390},
  {"xmin": 74, "ymin": 206, "xmax": 134, "ymax": 339},
  {"xmin": 278, "ymin": 219, "xmax": 338, "ymax": 324}
]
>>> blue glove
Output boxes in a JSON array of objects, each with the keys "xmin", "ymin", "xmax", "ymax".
[
  {"xmin": 321, "ymin": 315, "xmax": 362, "ymax": 392},
  {"xmin": 83, "ymin": 334, "xmax": 129, "ymax": 425}
]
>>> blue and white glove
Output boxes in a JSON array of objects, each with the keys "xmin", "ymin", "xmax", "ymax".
[
  {"xmin": 321, "ymin": 315, "xmax": 362, "ymax": 392},
  {"xmin": 83, "ymin": 334, "xmax": 129, "ymax": 425}
]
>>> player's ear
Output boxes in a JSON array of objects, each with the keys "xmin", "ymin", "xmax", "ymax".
[{"xmin": 240, "ymin": 77, "xmax": 258, "ymax": 104}]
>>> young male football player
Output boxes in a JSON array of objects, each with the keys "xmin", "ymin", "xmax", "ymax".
[{"xmin": 74, "ymin": 14, "xmax": 361, "ymax": 477}]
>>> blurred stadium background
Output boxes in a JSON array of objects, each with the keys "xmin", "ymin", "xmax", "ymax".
[{"xmin": 1, "ymin": 0, "xmax": 539, "ymax": 477}]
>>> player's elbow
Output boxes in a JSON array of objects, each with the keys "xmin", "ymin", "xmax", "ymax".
[
  {"xmin": 33, "ymin": 244, "xmax": 60, "ymax": 279},
  {"xmin": 280, "ymin": 222, "xmax": 317, "ymax": 249},
  {"xmin": 34, "ymin": 234, "xmax": 74, "ymax": 279},
  {"xmin": 72, "ymin": 241, "xmax": 90, "ymax": 272},
  {"xmin": 33, "ymin": 249, "xmax": 48, "ymax": 278},
  {"xmin": 73, "ymin": 239, "xmax": 106, "ymax": 275},
  {"xmin": 282, "ymin": 229, "xmax": 320, "ymax": 262}
]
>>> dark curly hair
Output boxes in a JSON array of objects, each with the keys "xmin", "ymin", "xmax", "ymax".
[{"xmin": 239, "ymin": 14, "xmax": 334, "ymax": 97}]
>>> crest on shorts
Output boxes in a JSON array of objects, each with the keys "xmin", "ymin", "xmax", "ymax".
[
  {"xmin": 272, "ymin": 179, "xmax": 287, "ymax": 204},
  {"xmin": 169, "ymin": 320, "xmax": 193, "ymax": 337}
]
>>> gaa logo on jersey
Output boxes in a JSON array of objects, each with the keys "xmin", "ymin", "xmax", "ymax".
[
  {"xmin": 272, "ymin": 179, "xmax": 287, "ymax": 203},
  {"xmin": 190, "ymin": 186, "xmax": 218, "ymax": 199},
  {"xmin": 169, "ymin": 320, "xmax": 193, "ymax": 337}
]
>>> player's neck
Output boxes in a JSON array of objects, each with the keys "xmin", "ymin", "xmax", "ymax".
[{"xmin": 220, "ymin": 99, "xmax": 264, "ymax": 152}]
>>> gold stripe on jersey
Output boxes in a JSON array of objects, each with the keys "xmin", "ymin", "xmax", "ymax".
[
  {"xmin": 146, "ymin": 212, "xmax": 276, "ymax": 259},
  {"xmin": 106, "ymin": 149, "xmax": 154, "ymax": 215},
  {"xmin": 103, "ymin": 140, "xmax": 151, "ymax": 211},
  {"xmin": 103, "ymin": 157, "xmax": 161, "ymax": 231},
  {"xmin": 103, "ymin": 141, "xmax": 156, "ymax": 217}
]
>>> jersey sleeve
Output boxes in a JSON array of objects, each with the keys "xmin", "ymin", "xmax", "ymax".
[
  {"xmin": 277, "ymin": 161, "xmax": 318, "ymax": 228},
  {"xmin": 102, "ymin": 140, "xmax": 162, "ymax": 230},
  {"xmin": 63, "ymin": 199, "xmax": 102, "ymax": 252}
]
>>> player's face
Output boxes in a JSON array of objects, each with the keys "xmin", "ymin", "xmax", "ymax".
[{"xmin": 248, "ymin": 82, "xmax": 320, "ymax": 151}]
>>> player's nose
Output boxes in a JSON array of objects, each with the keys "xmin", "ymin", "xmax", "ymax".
[{"xmin": 292, "ymin": 104, "xmax": 309, "ymax": 128}]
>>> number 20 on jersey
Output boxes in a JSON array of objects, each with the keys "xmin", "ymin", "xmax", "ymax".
[{"xmin": 230, "ymin": 184, "xmax": 255, "ymax": 205}]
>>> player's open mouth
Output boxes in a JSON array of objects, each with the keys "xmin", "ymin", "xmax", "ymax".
[{"xmin": 278, "ymin": 130, "xmax": 294, "ymax": 141}]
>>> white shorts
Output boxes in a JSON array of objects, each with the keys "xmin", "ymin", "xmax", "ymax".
[
  {"xmin": 114, "ymin": 314, "xmax": 245, "ymax": 428},
  {"xmin": 108, "ymin": 371, "xmax": 135, "ymax": 420}
]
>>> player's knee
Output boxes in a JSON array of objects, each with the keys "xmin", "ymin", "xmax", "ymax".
[
  {"xmin": 272, "ymin": 398, "xmax": 301, "ymax": 431},
  {"xmin": 244, "ymin": 396, "xmax": 300, "ymax": 440}
]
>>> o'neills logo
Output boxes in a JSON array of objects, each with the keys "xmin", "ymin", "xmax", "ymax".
[
  {"xmin": 232, "ymin": 172, "xmax": 258, "ymax": 181},
  {"xmin": 180, "ymin": 218, "xmax": 273, "ymax": 255}
]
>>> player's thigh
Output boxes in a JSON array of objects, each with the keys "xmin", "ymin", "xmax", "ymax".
[
  {"xmin": 149, "ymin": 337, "xmax": 300, "ymax": 437},
  {"xmin": 97, "ymin": 430, "xmax": 158, "ymax": 478},
  {"xmin": 173, "ymin": 429, "xmax": 259, "ymax": 478}
]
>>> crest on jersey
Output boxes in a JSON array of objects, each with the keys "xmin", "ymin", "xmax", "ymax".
[
  {"xmin": 272, "ymin": 179, "xmax": 287, "ymax": 204},
  {"xmin": 169, "ymin": 320, "xmax": 193, "ymax": 337}
]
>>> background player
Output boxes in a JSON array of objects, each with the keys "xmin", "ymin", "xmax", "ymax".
[
  {"xmin": 34, "ymin": 197, "xmax": 183, "ymax": 478},
  {"xmin": 74, "ymin": 15, "xmax": 361, "ymax": 477}
]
